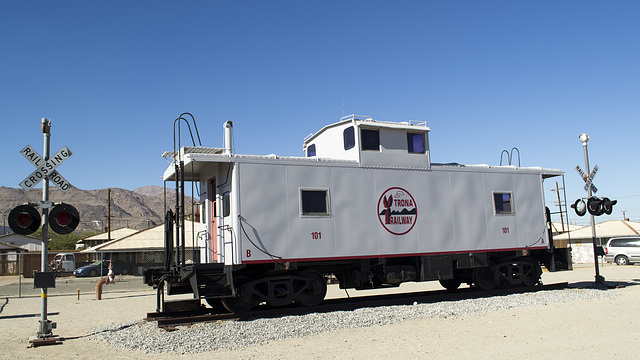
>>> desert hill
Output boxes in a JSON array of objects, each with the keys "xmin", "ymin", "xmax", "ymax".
[{"xmin": 0, "ymin": 185, "xmax": 198, "ymax": 233}]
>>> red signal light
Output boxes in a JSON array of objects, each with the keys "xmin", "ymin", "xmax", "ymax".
[
  {"xmin": 54, "ymin": 211, "xmax": 72, "ymax": 227},
  {"xmin": 8, "ymin": 205, "xmax": 41, "ymax": 235},
  {"xmin": 16, "ymin": 212, "xmax": 35, "ymax": 228},
  {"xmin": 48, "ymin": 203, "xmax": 79, "ymax": 234}
]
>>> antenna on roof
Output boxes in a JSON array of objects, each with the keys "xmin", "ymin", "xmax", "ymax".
[{"xmin": 342, "ymin": 98, "xmax": 345, "ymax": 116}]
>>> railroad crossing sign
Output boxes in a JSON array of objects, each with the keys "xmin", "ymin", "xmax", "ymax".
[
  {"xmin": 19, "ymin": 144, "xmax": 73, "ymax": 192},
  {"xmin": 575, "ymin": 164, "xmax": 598, "ymax": 194}
]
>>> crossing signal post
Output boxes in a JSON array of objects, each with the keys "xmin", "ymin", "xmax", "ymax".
[
  {"xmin": 7, "ymin": 118, "xmax": 79, "ymax": 346},
  {"xmin": 576, "ymin": 133, "xmax": 613, "ymax": 288}
]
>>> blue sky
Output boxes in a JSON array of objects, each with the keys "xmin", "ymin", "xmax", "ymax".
[{"xmin": 1, "ymin": 1, "xmax": 639, "ymax": 225}]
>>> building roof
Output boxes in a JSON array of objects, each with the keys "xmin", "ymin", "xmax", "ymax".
[
  {"xmin": 0, "ymin": 241, "xmax": 27, "ymax": 252},
  {"xmin": 550, "ymin": 222, "xmax": 582, "ymax": 234},
  {"xmin": 554, "ymin": 220, "xmax": 640, "ymax": 240},
  {"xmin": 0, "ymin": 233, "xmax": 42, "ymax": 252},
  {"xmin": 77, "ymin": 227, "xmax": 139, "ymax": 244},
  {"xmin": 82, "ymin": 221, "xmax": 199, "ymax": 252}
]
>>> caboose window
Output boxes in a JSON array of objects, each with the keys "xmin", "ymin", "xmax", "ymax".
[
  {"xmin": 300, "ymin": 189, "xmax": 330, "ymax": 216},
  {"xmin": 222, "ymin": 192, "xmax": 231, "ymax": 217},
  {"xmin": 344, "ymin": 126, "xmax": 355, "ymax": 150},
  {"xmin": 407, "ymin": 133, "xmax": 425, "ymax": 154},
  {"xmin": 361, "ymin": 129, "xmax": 380, "ymax": 151},
  {"xmin": 493, "ymin": 192, "xmax": 514, "ymax": 214},
  {"xmin": 307, "ymin": 144, "xmax": 316, "ymax": 157}
]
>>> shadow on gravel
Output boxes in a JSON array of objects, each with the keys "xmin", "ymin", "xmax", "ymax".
[
  {"xmin": 231, "ymin": 283, "xmax": 571, "ymax": 322},
  {"xmin": 0, "ymin": 312, "xmax": 59, "ymax": 320},
  {"xmin": 61, "ymin": 321, "xmax": 144, "ymax": 341},
  {"xmin": 569, "ymin": 280, "xmax": 640, "ymax": 289},
  {"xmin": 96, "ymin": 292, "xmax": 155, "ymax": 301}
]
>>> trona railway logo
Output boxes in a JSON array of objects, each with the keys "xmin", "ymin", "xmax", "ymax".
[{"xmin": 377, "ymin": 187, "xmax": 417, "ymax": 235}]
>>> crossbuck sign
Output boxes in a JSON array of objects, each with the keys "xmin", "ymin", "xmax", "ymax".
[
  {"xmin": 19, "ymin": 145, "xmax": 73, "ymax": 192},
  {"xmin": 575, "ymin": 164, "xmax": 598, "ymax": 194}
]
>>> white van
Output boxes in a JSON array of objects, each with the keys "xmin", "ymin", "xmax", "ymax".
[{"xmin": 604, "ymin": 237, "xmax": 640, "ymax": 265}]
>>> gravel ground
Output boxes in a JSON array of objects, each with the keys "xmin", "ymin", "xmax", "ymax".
[
  {"xmin": 91, "ymin": 288, "xmax": 616, "ymax": 355},
  {"xmin": 2, "ymin": 264, "xmax": 639, "ymax": 360}
]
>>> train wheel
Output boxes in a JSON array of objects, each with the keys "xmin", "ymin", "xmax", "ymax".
[
  {"xmin": 222, "ymin": 276, "xmax": 257, "ymax": 313},
  {"xmin": 439, "ymin": 278, "xmax": 462, "ymax": 291},
  {"xmin": 473, "ymin": 267, "xmax": 498, "ymax": 291},
  {"xmin": 296, "ymin": 271, "xmax": 327, "ymax": 307},
  {"xmin": 521, "ymin": 260, "xmax": 542, "ymax": 287}
]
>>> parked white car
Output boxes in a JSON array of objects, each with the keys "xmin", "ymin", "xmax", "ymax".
[{"xmin": 604, "ymin": 237, "xmax": 640, "ymax": 265}]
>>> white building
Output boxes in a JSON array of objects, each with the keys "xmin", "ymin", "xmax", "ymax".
[
  {"xmin": 0, "ymin": 233, "xmax": 41, "ymax": 252},
  {"xmin": 554, "ymin": 220, "xmax": 640, "ymax": 263}
]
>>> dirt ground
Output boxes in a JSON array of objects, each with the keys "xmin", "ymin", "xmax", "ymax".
[{"xmin": 1, "ymin": 264, "xmax": 638, "ymax": 359}]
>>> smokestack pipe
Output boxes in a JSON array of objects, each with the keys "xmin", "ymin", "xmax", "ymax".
[{"xmin": 224, "ymin": 121, "xmax": 233, "ymax": 155}]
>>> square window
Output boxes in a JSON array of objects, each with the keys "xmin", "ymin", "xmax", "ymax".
[
  {"xmin": 407, "ymin": 133, "xmax": 425, "ymax": 153},
  {"xmin": 361, "ymin": 129, "xmax": 380, "ymax": 151},
  {"xmin": 494, "ymin": 192, "xmax": 513, "ymax": 214},
  {"xmin": 301, "ymin": 189, "xmax": 329, "ymax": 216}
]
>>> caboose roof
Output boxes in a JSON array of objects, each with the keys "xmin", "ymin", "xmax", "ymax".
[
  {"xmin": 303, "ymin": 114, "xmax": 430, "ymax": 146},
  {"xmin": 162, "ymin": 149, "xmax": 562, "ymax": 182},
  {"xmin": 161, "ymin": 116, "xmax": 562, "ymax": 182}
]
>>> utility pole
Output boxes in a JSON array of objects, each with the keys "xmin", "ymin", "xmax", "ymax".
[{"xmin": 107, "ymin": 188, "xmax": 111, "ymax": 240}]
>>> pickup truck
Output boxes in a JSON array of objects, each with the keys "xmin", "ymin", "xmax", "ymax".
[{"xmin": 49, "ymin": 253, "xmax": 89, "ymax": 273}]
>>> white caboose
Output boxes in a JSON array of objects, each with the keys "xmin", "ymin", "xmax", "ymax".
[{"xmin": 146, "ymin": 115, "xmax": 571, "ymax": 312}]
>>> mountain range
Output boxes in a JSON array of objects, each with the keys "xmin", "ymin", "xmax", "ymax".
[{"xmin": 0, "ymin": 185, "xmax": 198, "ymax": 233}]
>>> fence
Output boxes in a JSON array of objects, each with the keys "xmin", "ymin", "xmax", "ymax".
[
  {"xmin": 0, "ymin": 252, "xmax": 152, "ymax": 298},
  {"xmin": 0, "ymin": 252, "xmax": 93, "ymax": 277}
]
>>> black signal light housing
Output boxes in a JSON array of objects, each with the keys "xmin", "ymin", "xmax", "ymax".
[
  {"xmin": 48, "ymin": 203, "xmax": 80, "ymax": 234},
  {"xmin": 8, "ymin": 204, "xmax": 41, "ymax": 235}
]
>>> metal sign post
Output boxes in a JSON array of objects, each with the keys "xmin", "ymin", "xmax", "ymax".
[{"xmin": 32, "ymin": 119, "xmax": 56, "ymax": 346}]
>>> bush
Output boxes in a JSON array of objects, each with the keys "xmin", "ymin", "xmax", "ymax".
[{"xmin": 31, "ymin": 228, "xmax": 100, "ymax": 251}]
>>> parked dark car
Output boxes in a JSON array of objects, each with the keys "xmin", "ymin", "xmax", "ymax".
[{"xmin": 73, "ymin": 260, "xmax": 132, "ymax": 277}]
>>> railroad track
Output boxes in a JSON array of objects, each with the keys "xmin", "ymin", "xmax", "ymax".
[{"xmin": 148, "ymin": 282, "xmax": 569, "ymax": 330}]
